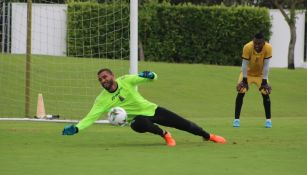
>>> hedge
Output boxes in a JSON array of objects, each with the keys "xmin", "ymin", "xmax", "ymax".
[
  {"xmin": 67, "ymin": 2, "xmax": 271, "ymax": 65},
  {"xmin": 139, "ymin": 3, "xmax": 271, "ymax": 65}
]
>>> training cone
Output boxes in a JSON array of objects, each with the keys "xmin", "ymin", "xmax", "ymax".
[{"xmin": 36, "ymin": 93, "xmax": 46, "ymax": 119}]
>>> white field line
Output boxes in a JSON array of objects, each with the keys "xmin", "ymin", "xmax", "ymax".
[{"xmin": 0, "ymin": 118, "xmax": 109, "ymax": 124}]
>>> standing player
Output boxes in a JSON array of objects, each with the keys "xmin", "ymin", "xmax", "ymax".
[
  {"xmin": 233, "ymin": 33, "xmax": 272, "ymax": 128},
  {"xmin": 62, "ymin": 68, "xmax": 226, "ymax": 146}
]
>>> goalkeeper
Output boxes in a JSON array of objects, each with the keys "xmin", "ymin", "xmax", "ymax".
[
  {"xmin": 233, "ymin": 33, "xmax": 272, "ymax": 128},
  {"xmin": 62, "ymin": 68, "xmax": 226, "ymax": 146}
]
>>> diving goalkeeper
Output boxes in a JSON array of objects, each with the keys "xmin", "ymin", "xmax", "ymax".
[{"xmin": 62, "ymin": 68, "xmax": 226, "ymax": 146}]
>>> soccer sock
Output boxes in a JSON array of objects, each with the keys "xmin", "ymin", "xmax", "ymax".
[
  {"xmin": 202, "ymin": 132, "xmax": 211, "ymax": 140},
  {"xmin": 162, "ymin": 131, "xmax": 171, "ymax": 138},
  {"xmin": 149, "ymin": 124, "xmax": 165, "ymax": 137},
  {"xmin": 235, "ymin": 93, "xmax": 245, "ymax": 119},
  {"xmin": 262, "ymin": 94, "xmax": 271, "ymax": 119},
  {"xmin": 188, "ymin": 123, "xmax": 211, "ymax": 140}
]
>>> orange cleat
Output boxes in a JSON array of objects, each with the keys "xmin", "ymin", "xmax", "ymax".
[
  {"xmin": 209, "ymin": 134, "xmax": 226, "ymax": 144},
  {"xmin": 163, "ymin": 132, "xmax": 176, "ymax": 147}
]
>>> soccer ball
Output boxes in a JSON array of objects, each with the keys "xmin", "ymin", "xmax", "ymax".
[{"xmin": 107, "ymin": 107, "xmax": 128, "ymax": 126}]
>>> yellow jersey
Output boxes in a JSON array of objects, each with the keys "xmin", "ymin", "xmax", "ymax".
[{"xmin": 242, "ymin": 41, "xmax": 272, "ymax": 77}]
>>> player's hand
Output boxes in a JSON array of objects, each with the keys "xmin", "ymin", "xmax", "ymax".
[
  {"xmin": 236, "ymin": 77, "xmax": 248, "ymax": 93},
  {"xmin": 138, "ymin": 71, "xmax": 155, "ymax": 79},
  {"xmin": 259, "ymin": 79, "xmax": 272, "ymax": 95},
  {"xmin": 62, "ymin": 124, "xmax": 78, "ymax": 135}
]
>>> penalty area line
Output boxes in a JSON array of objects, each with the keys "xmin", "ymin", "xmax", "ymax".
[{"xmin": 0, "ymin": 118, "xmax": 109, "ymax": 124}]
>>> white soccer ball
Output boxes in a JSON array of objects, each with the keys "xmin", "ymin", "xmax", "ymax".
[{"xmin": 107, "ymin": 107, "xmax": 128, "ymax": 126}]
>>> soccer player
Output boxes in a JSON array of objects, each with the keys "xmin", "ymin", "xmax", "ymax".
[
  {"xmin": 62, "ymin": 68, "xmax": 226, "ymax": 146},
  {"xmin": 233, "ymin": 33, "xmax": 272, "ymax": 128}
]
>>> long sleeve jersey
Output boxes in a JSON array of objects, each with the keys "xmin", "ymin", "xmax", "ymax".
[{"xmin": 76, "ymin": 73, "xmax": 158, "ymax": 131}]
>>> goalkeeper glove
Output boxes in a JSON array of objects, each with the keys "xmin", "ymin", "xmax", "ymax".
[
  {"xmin": 236, "ymin": 77, "xmax": 249, "ymax": 93},
  {"xmin": 62, "ymin": 124, "xmax": 78, "ymax": 135},
  {"xmin": 259, "ymin": 79, "xmax": 272, "ymax": 95},
  {"xmin": 138, "ymin": 71, "xmax": 155, "ymax": 79}
]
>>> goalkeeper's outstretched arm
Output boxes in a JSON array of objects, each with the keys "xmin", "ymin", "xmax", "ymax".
[
  {"xmin": 62, "ymin": 93, "xmax": 109, "ymax": 135},
  {"xmin": 121, "ymin": 71, "xmax": 158, "ymax": 86}
]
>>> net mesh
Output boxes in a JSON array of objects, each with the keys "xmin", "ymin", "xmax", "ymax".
[{"xmin": 0, "ymin": 0, "xmax": 130, "ymax": 119}]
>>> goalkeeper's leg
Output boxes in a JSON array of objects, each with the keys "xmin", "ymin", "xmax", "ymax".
[
  {"xmin": 262, "ymin": 94, "xmax": 271, "ymax": 119},
  {"xmin": 151, "ymin": 107, "xmax": 210, "ymax": 139},
  {"xmin": 130, "ymin": 116, "xmax": 176, "ymax": 146},
  {"xmin": 151, "ymin": 107, "xmax": 225, "ymax": 143},
  {"xmin": 130, "ymin": 107, "xmax": 226, "ymax": 144},
  {"xmin": 235, "ymin": 93, "xmax": 245, "ymax": 119},
  {"xmin": 233, "ymin": 93, "xmax": 245, "ymax": 127},
  {"xmin": 262, "ymin": 94, "xmax": 272, "ymax": 128}
]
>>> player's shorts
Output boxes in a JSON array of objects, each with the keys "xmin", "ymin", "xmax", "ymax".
[{"xmin": 237, "ymin": 73, "xmax": 269, "ymax": 93}]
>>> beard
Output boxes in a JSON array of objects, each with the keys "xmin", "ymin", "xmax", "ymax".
[{"xmin": 102, "ymin": 79, "xmax": 114, "ymax": 91}]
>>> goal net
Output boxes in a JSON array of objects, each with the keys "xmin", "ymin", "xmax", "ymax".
[{"xmin": 0, "ymin": 0, "xmax": 134, "ymax": 119}]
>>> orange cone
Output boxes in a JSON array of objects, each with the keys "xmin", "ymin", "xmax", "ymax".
[{"xmin": 36, "ymin": 93, "xmax": 46, "ymax": 118}]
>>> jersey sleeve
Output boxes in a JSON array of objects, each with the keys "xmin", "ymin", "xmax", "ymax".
[
  {"xmin": 76, "ymin": 93, "xmax": 109, "ymax": 131},
  {"xmin": 242, "ymin": 44, "xmax": 251, "ymax": 60},
  {"xmin": 264, "ymin": 44, "xmax": 272, "ymax": 59},
  {"xmin": 120, "ymin": 72, "xmax": 158, "ymax": 86}
]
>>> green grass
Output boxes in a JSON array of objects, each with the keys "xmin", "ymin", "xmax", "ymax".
[
  {"xmin": 1, "ymin": 54, "xmax": 307, "ymax": 174},
  {"xmin": 1, "ymin": 118, "xmax": 307, "ymax": 175}
]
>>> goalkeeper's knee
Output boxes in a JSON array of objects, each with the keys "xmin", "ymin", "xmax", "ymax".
[{"xmin": 130, "ymin": 116, "xmax": 151, "ymax": 133}]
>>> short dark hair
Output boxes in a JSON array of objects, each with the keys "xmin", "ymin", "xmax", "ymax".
[
  {"xmin": 254, "ymin": 32, "xmax": 264, "ymax": 40},
  {"xmin": 97, "ymin": 68, "xmax": 113, "ymax": 75}
]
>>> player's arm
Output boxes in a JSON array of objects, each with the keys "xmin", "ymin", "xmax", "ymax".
[
  {"xmin": 262, "ymin": 59, "xmax": 270, "ymax": 80},
  {"xmin": 242, "ymin": 59, "xmax": 248, "ymax": 80},
  {"xmin": 76, "ymin": 100, "xmax": 108, "ymax": 131},
  {"xmin": 237, "ymin": 45, "xmax": 250, "ymax": 93},
  {"xmin": 237, "ymin": 59, "xmax": 249, "ymax": 93},
  {"xmin": 259, "ymin": 59, "xmax": 272, "ymax": 94},
  {"xmin": 62, "ymin": 93, "xmax": 108, "ymax": 135},
  {"xmin": 262, "ymin": 44, "xmax": 272, "ymax": 81},
  {"xmin": 122, "ymin": 71, "xmax": 158, "ymax": 86},
  {"xmin": 259, "ymin": 44, "xmax": 272, "ymax": 94}
]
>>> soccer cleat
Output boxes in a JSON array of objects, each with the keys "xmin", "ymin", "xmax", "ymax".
[
  {"xmin": 209, "ymin": 134, "xmax": 226, "ymax": 144},
  {"xmin": 233, "ymin": 119, "xmax": 240, "ymax": 127},
  {"xmin": 163, "ymin": 132, "xmax": 176, "ymax": 147},
  {"xmin": 265, "ymin": 120, "xmax": 272, "ymax": 128}
]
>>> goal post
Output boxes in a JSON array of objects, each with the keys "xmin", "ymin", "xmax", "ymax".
[
  {"xmin": 0, "ymin": 0, "xmax": 138, "ymax": 119},
  {"xmin": 25, "ymin": 0, "xmax": 33, "ymax": 117},
  {"xmin": 129, "ymin": 0, "xmax": 138, "ymax": 74}
]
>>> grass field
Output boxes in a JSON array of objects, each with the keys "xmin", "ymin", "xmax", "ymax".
[{"xmin": 1, "ymin": 55, "xmax": 307, "ymax": 174}]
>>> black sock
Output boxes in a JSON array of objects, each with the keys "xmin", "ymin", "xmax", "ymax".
[
  {"xmin": 235, "ymin": 93, "xmax": 245, "ymax": 119},
  {"xmin": 262, "ymin": 94, "xmax": 271, "ymax": 119}
]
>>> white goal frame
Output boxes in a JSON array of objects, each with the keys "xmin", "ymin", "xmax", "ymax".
[{"xmin": 0, "ymin": 0, "xmax": 138, "ymax": 123}]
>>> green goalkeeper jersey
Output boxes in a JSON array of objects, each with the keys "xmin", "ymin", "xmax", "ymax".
[{"xmin": 76, "ymin": 73, "xmax": 158, "ymax": 131}]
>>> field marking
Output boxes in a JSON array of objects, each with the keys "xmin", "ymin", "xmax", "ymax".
[{"xmin": 0, "ymin": 118, "xmax": 109, "ymax": 124}]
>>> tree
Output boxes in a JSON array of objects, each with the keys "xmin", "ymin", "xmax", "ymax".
[{"xmin": 271, "ymin": 0, "xmax": 304, "ymax": 69}]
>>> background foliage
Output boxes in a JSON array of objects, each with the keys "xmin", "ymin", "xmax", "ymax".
[
  {"xmin": 67, "ymin": 2, "xmax": 271, "ymax": 65},
  {"xmin": 139, "ymin": 3, "xmax": 271, "ymax": 65}
]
